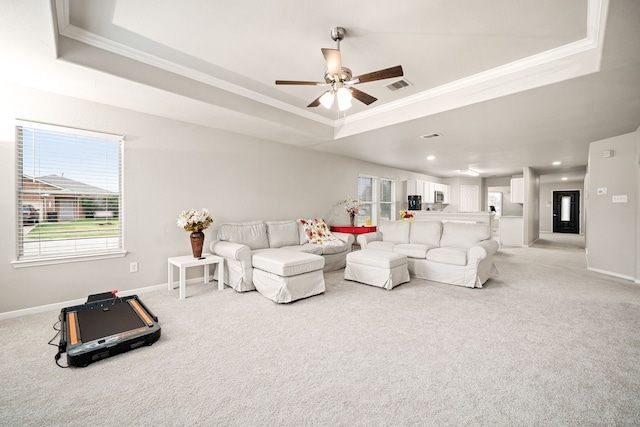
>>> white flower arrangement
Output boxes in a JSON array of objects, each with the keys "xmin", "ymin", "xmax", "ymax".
[
  {"xmin": 339, "ymin": 196, "xmax": 362, "ymax": 215},
  {"xmin": 177, "ymin": 208, "xmax": 214, "ymax": 233}
]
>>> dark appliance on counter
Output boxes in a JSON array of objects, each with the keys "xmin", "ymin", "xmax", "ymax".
[
  {"xmin": 434, "ymin": 191, "xmax": 445, "ymax": 203},
  {"xmin": 408, "ymin": 195, "xmax": 422, "ymax": 210}
]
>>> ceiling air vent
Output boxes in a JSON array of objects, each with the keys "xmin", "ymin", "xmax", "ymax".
[{"xmin": 386, "ymin": 79, "xmax": 412, "ymax": 91}]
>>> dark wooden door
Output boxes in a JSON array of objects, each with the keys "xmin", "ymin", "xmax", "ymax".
[{"xmin": 553, "ymin": 190, "xmax": 580, "ymax": 233}]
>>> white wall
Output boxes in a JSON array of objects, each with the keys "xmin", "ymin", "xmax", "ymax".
[
  {"xmin": 0, "ymin": 82, "xmax": 435, "ymax": 314},
  {"xmin": 443, "ymin": 177, "xmax": 483, "ymax": 212},
  {"xmin": 585, "ymin": 129, "xmax": 640, "ymax": 281},
  {"xmin": 523, "ymin": 167, "xmax": 540, "ymax": 246}
]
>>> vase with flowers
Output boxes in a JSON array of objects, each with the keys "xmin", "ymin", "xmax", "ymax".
[
  {"xmin": 340, "ymin": 196, "xmax": 362, "ymax": 227},
  {"xmin": 177, "ymin": 208, "xmax": 214, "ymax": 258}
]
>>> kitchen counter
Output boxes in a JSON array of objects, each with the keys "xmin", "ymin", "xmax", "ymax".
[{"xmin": 411, "ymin": 211, "xmax": 495, "ymax": 225}]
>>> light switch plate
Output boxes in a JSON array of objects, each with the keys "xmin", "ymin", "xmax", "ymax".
[{"xmin": 612, "ymin": 195, "xmax": 627, "ymax": 203}]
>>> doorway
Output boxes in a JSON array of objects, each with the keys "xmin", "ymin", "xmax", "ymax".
[{"xmin": 553, "ymin": 191, "xmax": 580, "ymax": 233}]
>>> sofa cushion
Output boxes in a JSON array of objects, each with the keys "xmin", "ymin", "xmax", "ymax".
[
  {"xmin": 217, "ymin": 221, "xmax": 269, "ymax": 250},
  {"xmin": 409, "ymin": 221, "xmax": 442, "ymax": 246},
  {"xmin": 426, "ymin": 247, "xmax": 468, "ymax": 266},
  {"xmin": 252, "ymin": 250, "xmax": 325, "ymax": 277},
  {"xmin": 439, "ymin": 222, "xmax": 491, "ymax": 249},
  {"xmin": 379, "ymin": 220, "xmax": 410, "ymax": 243},
  {"xmin": 317, "ymin": 240, "xmax": 348, "ymax": 255},
  {"xmin": 266, "ymin": 220, "xmax": 300, "ymax": 248},
  {"xmin": 347, "ymin": 250, "xmax": 407, "ymax": 269},
  {"xmin": 393, "ymin": 243, "xmax": 434, "ymax": 259},
  {"xmin": 297, "ymin": 218, "xmax": 338, "ymax": 244},
  {"xmin": 280, "ymin": 243, "xmax": 324, "ymax": 256},
  {"xmin": 367, "ymin": 241, "xmax": 398, "ymax": 252}
]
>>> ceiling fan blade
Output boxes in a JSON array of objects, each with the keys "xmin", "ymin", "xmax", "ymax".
[
  {"xmin": 350, "ymin": 87, "xmax": 377, "ymax": 105},
  {"xmin": 275, "ymin": 80, "xmax": 323, "ymax": 85},
  {"xmin": 352, "ymin": 65, "xmax": 404, "ymax": 84},
  {"xmin": 321, "ymin": 48, "xmax": 342, "ymax": 78},
  {"xmin": 307, "ymin": 91, "xmax": 330, "ymax": 108}
]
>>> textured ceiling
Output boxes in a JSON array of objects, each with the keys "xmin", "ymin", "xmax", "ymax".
[{"xmin": 2, "ymin": 0, "xmax": 639, "ymax": 182}]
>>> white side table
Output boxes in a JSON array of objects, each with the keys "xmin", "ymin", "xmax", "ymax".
[{"xmin": 167, "ymin": 253, "xmax": 225, "ymax": 300}]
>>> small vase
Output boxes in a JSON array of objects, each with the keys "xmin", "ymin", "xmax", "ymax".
[
  {"xmin": 349, "ymin": 212, "xmax": 355, "ymax": 227},
  {"xmin": 190, "ymin": 231, "xmax": 205, "ymax": 258}
]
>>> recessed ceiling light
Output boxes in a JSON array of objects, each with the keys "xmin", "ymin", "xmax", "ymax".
[
  {"xmin": 552, "ymin": 161, "xmax": 562, "ymax": 166},
  {"xmin": 561, "ymin": 177, "xmax": 568, "ymax": 181},
  {"xmin": 427, "ymin": 155, "xmax": 435, "ymax": 160},
  {"xmin": 420, "ymin": 133, "xmax": 441, "ymax": 139}
]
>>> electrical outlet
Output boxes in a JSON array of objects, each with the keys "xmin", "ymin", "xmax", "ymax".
[{"xmin": 130, "ymin": 262, "xmax": 138, "ymax": 273}]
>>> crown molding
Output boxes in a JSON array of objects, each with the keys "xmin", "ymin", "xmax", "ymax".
[{"xmin": 54, "ymin": 0, "xmax": 606, "ymax": 138}]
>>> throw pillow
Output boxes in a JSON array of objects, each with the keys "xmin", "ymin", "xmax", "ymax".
[
  {"xmin": 266, "ymin": 220, "xmax": 300, "ymax": 248},
  {"xmin": 297, "ymin": 218, "xmax": 338, "ymax": 244}
]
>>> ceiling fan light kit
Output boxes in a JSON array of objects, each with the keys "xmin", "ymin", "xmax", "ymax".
[
  {"xmin": 275, "ymin": 27, "xmax": 404, "ymax": 112},
  {"xmin": 319, "ymin": 91, "xmax": 334, "ymax": 109}
]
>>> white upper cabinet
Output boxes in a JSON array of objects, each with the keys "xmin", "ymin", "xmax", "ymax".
[
  {"xmin": 424, "ymin": 182, "xmax": 435, "ymax": 203},
  {"xmin": 510, "ymin": 177, "xmax": 524, "ymax": 203},
  {"xmin": 406, "ymin": 180, "xmax": 451, "ymax": 204}
]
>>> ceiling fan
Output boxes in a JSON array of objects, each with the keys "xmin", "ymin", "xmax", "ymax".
[{"xmin": 275, "ymin": 27, "xmax": 404, "ymax": 111}]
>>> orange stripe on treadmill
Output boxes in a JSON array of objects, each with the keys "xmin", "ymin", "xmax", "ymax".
[
  {"xmin": 68, "ymin": 311, "xmax": 78, "ymax": 345},
  {"xmin": 129, "ymin": 300, "xmax": 153, "ymax": 326}
]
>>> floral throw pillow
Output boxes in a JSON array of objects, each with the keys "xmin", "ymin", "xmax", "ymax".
[{"xmin": 297, "ymin": 218, "xmax": 338, "ymax": 244}]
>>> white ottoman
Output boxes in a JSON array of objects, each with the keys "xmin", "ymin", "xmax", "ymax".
[
  {"xmin": 252, "ymin": 250, "xmax": 325, "ymax": 303},
  {"xmin": 344, "ymin": 250, "xmax": 410, "ymax": 290}
]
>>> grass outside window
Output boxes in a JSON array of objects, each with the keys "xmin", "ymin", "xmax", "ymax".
[{"xmin": 25, "ymin": 219, "xmax": 120, "ymax": 240}]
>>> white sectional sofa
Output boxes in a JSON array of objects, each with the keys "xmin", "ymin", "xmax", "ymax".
[
  {"xmin": 209, "ymin": 219, "xmax": 354, "ymax": 292},
  {"xmin": 357, "ymin": 220, "xmax": 499, "ymax": 288}
]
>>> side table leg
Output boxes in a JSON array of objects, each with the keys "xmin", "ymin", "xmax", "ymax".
[
  {"xmin": 204, "ymin": 264, "xmax": 210, "ymax": 284},
  {"xmin": 168, "ymin": 262, "xmax": 174, "ymax": 290},
  {"xmin": 179, "ymin": 266, "xmax": 186, "ymax": 300}
]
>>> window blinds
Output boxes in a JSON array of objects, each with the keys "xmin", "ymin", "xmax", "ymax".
[
  {"xmin": 380, "ymin": 178, "xmax": 396, "ymax": 221},
  {"xmin": 16, "ymin": 122, "xmax": 124, "ymax": 261},
  {"xmin": 357, "ymin": 175, "xmax": 377, "ymax": 226}
]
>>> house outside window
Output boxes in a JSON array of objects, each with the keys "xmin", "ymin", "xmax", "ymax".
[{"xmin": 15, "ymin": 121, "xmax": 124, "ymax": 266}]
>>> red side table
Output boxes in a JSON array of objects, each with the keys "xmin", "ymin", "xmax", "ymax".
[
  {"xmin": 330, "ymin": 225, "xmax": 377, "ymax": 250},
  {"xmin": 330, "ymin": 225, "xmax": 377, "ymax": 234}
]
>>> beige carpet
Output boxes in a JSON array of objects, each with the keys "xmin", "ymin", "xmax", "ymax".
[{"xmin": 1, "ymin": 234, "xmax": 639, "ymax": 426}]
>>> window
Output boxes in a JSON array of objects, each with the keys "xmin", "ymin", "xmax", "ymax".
[
  {"xmin": 380, "ymin": 178, "xmax": 396, "ymax": 221},
  {"xmin": 357, "ymin": 175, "xmax": 377, "ymax": 226},
  {"xmin": 15, "ymin": 121, "xmax": 124, "ymax": 266},
  {"xmin": 356, "ymin": 175, "xmax": 396, "ymax": 225}
]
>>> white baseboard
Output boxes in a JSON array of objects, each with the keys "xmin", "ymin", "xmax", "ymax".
[
  {"xmin": 0, "ymin": 276, "xmax": 215, "ymax": 321},
  {"xmin": 587, "ymin": 266, "xmax": 636, "ymax": 283}
]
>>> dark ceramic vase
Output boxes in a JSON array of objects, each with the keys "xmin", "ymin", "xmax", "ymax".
[{"xmin": 190, "ymin": 231, "xmax": 205, "ymax": 258}]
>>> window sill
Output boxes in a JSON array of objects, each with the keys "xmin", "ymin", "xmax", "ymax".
[{"xmin": 11, "ymin": 251, "xmax": 128, "ymax": 268}]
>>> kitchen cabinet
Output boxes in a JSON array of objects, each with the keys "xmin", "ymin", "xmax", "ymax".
[
  {"xmin": 429, "ymin": 183, "xmax": 451, "ymax": 204},
  {"xmin": 424, "ymin": 182, "xmax": 435, "ymax": 203},
  {"xmin": 406, "ymin": 180, "xmax": 451, "ymax": 205},
  {"xmin": 500, "ymin": 216, "xmax": 524, "ymax": 246},
  {"xmin": 404, "ymin": 180, "xmax": 426, "ymax": 205},
  {"xmin": 510, "ymin": 178, "xmax": 524, "ymax": 203}
]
